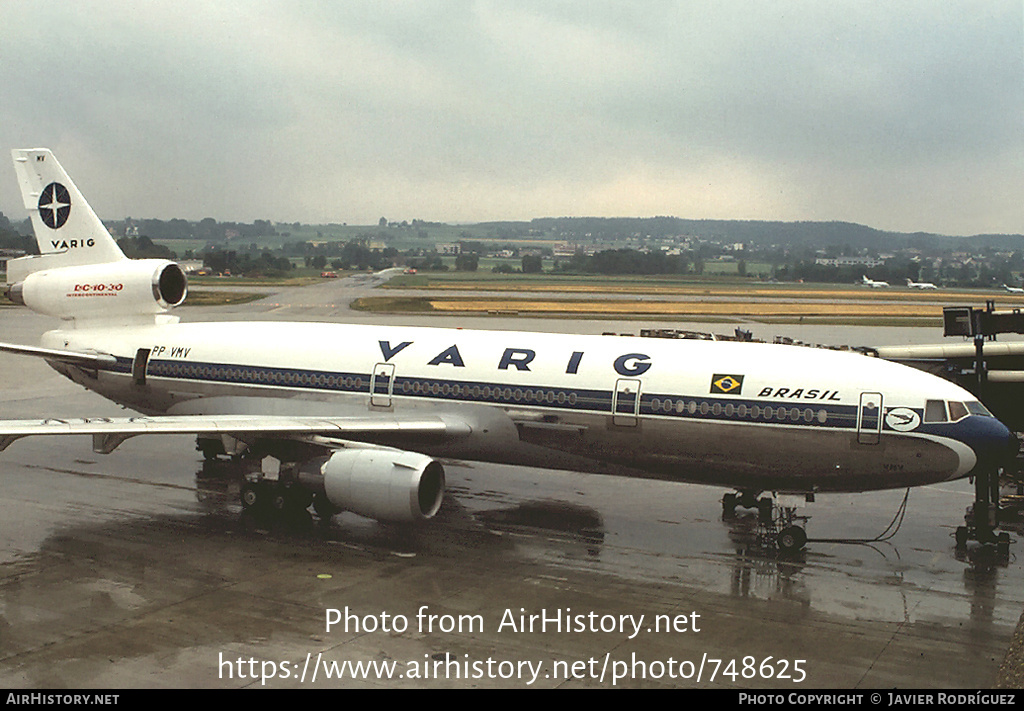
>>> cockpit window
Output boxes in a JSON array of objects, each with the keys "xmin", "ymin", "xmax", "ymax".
[
  {"xmin": 924, "ymin": 400, "xmax": 947, "ymax": 423},
  {"xmin": 947, "ymin": 401, "xmax": 969, "ymax": 422},
  {"xmin": 965, "ymin": 401, "xmax": 993, "ymax": 417}
]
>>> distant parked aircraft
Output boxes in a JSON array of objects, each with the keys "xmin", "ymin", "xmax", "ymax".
[
  {"xmin": 905, "ymin": 278, "xmax": 937, "ymax": 290},
  {"xmin": 861, "ymin": 275, "xmax": 889, "ymax": 288},
  {"xmin": 1004, "ymin": 284, "xmax": 1024, "ymax": 294}
]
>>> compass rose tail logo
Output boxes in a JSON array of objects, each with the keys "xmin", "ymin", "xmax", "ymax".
[
  {"xmin": 38, "ymin": 182, "xmax": 71, "ymax": 229},
  {"xmin": 11, "ymin": 148, "xmax": 127, "ymax": 270}
]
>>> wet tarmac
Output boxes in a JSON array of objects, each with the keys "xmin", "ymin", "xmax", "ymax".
[{"xmin": 1, "ymin": 278, "xmax": 1022, "ymax": 688}]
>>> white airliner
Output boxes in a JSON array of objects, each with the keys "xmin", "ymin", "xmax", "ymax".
[
  {"xmin": 861, "ymin": 275, "xmax": 889, "ymax": 288},
  {"xmin": 905, "ymin": 278, "xmax": 937, "ymax": 290},
  {"xmin": 0, "ymin": 149, "xmax": 1016, "ymax": 552},
  {"xmin": 1004, "ymin": 284, "xmax": 1024, "ymax": 294}
]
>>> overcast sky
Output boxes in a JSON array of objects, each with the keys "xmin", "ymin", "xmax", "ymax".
[{"xmin": 1, "ymin": 1, "xmax": 1021, "ymax": 235}]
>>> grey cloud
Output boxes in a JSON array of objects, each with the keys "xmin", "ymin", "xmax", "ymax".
[{"xmin": 0, "ymin": 1, "xmax": 1020, "ymax": 234}]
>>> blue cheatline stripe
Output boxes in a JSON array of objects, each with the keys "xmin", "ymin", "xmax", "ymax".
[{"xmin": 119, "ymin": 357, "xmax": 868, "ymax": 431}]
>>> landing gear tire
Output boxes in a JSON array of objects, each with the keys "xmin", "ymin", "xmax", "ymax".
[
  {"xmin": 271, "ymin": 490, "xmax": 288, "ymax": 512},
  {"xmin": 239, "ymin": 481, "xmax": 272, "ymax": 531},
  {"xmin": 241, "ymin": 481, "xmax": 266, "ymax": 511},
  {"xmin": 271, "ymin": 485, "xmax": 314, "ymax": 530},
  {"xmin": 722, "ymin": 493, "xmax": 738, "ymax": 516},
  {"xmin": 778, "ymin": 525, "xmax": 807, "ymax": 553},
  {"xmin": 197, "ymin": 436, "xmax": 227, "ymax": 461},
  {"xmin": 955, "ymin": 526, "xmax": 969, "ymax": 549},
  {"xmin": 998, "ymin": 532, "xmax": 1011, "ymax": 557},
  {"xmin": 313, "ymin": 494, "xmax": 340, "ymax": 520}
]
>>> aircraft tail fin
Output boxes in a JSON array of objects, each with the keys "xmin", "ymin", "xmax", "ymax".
[
  {"xmin": 9, "ymin": 149, "xmax": 125, "ymax": 281},
  {"xmin": 7, "ymin": 150, "xmax": 186, "ymax": 324}
]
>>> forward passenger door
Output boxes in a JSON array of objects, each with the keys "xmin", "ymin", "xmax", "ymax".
[{"xmin": 857, "ymin": 392, "xmax": 883, "ymax": 445}]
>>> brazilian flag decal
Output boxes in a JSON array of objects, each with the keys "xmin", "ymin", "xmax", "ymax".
[{"xmin": 710, "ymin": 374, "xmax": 744, "ymax": 394}]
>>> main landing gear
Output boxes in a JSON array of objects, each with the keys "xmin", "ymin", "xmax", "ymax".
[
  {"xmin": 240, "ymin": 477, "xmax": 340, "ymax": 520},
  {"xmin": 198, "ymin": 436, "xmax": 337, "ymax": 528},
  {"xmin": 723, "ymin": 491, "xmax": 809, "ymax": 554},
  {"xmin": 240, "ymin": 478, "xmax": 313, "ymax": 517},
  {"xmin": 955, "ymin": 466, "xmax": 1011, "ymax": 558}
]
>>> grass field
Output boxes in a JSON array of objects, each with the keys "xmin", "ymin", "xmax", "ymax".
[
  {"xmin": 181, "ymin": 290, "xmax": 268, "ymax": 306},
  {"xmin": 351, "ymin": 295, "xmax": 946, "ymax": 323},
  {"xmin": 188, "ymin": 274, "xmax": 322, "ymax": 287},
  {"xmin": 386, "ymin": 270, "xmax": 1024, "ymax": 296},
  {"xmin": 356, "ymin": 276, "xmax": 1024, "ymax": 325}
]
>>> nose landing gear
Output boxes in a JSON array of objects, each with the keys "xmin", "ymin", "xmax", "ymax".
[
  {"xmin": 723, "ymin": 491, "xmax": 809, "ymax": 554},
  {"xmin": 956, "ymin": 466, "xmax": 1011, "ymax": 558},
  {"xmin": 763, "ymin": 505, "xmax": 810, "ymax": 554}
]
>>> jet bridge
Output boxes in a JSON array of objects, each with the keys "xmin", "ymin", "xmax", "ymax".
[
  {"xmin": 874, "ymin": 302, "xmax": 1024, "ymax": 555},
  {"xmin": 633, "ymin": 308, "xmax": 1024, "ymax": 555}
]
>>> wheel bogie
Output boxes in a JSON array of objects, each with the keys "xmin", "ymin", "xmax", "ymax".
[
  {"xmin": 778, "ymin": 525, "xmax": 807, "ymax": 553},
  {"xmin": 241, "ymin": 479, "xmax": 314, "ymax": 517}
]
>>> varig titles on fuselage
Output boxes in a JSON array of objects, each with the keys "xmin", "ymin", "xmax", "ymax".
[
  {"xmin": 386, "ymin": 340, "xmax": 652, "ymax": 377},
  {"xmin": 147, "ymin": 337, "xmax": 843, "ymax": 402},
  {"xmin": 151, "ymin": 338, "xmax": 653, "ymax": 377}
]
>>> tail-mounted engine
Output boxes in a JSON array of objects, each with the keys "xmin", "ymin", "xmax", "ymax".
[{"xmin": 6, "ymin": 259, "xmax": 187, "ymax": 321}]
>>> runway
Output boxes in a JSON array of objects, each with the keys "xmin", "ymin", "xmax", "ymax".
[{"xmin": 0, "ymin": 275, "xmax": 1022, "ymax": 688}]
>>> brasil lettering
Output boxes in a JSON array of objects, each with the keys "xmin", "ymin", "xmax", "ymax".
[{"xmin": 757, "ymin": 387, "xmax": 841, "ymax": 401}]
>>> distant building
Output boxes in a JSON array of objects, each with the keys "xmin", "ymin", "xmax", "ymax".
[
  {"xmin": 176, "ymin": 260, "xmax": 205, "ymax": 274},
  {"xmin": 553, "ymin": 243, "xmax": 596, "ymax": 258},
  {"xmin": 437, "ymin": 243, "xmax": 461, "ymax": 255},
  {"xmin": 814, "ymin": 256, "xmax": 884, "ymax": 268}
]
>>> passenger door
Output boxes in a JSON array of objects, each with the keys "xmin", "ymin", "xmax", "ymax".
[
  {"xmin": 132, "ymin": 348, "xmax": 151, "ymax": 387},
  {"xmin": 370, "ymin": 362, "xmax": 396, "ymax": 408},
  {"xmin": 857, "ymin": 391, "xmax": 883, "ymax": 445},
  {"xmin": 612, "ymin": 378, "xmax": 641, "ymax": 427}
]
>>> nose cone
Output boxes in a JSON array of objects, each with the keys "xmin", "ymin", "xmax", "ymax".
[{"xmin": 962, "ymin": 415, "xmax": 1019, "ymax": 473}]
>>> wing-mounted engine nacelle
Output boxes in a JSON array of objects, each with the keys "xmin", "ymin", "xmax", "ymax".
[
  {"xmin": 7, "ymin": 259, "xmax": 187, "ymax": 320},
  {"xmin": 298, "ymin": 447, "xmax": 445, "ymax": 523}
]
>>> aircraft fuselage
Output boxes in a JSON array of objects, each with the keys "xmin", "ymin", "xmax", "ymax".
[{"xmin": 43, "ymin": 320, "xmax": 1006, "ymax": 494}]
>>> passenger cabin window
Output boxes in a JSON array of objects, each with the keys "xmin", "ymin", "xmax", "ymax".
[
  {"xmin": 924, "ymin": 400, "xmax": 947, "ymax": 423},
  {"xmin": 947, "ymin": 401, "xmax": 969, "ymax": 422}
]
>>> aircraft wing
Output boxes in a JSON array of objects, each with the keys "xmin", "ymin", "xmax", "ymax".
[
  {"xmin": 0, "ymin": 414, "xmax": 472, "ymax": 454},
  {"xmin": 0, "ymin": 341, "xmax": 117, "ymax": 367},
  {"xmin": 0, "ymin": 341, "xmax": 475, "ymax": 454}
]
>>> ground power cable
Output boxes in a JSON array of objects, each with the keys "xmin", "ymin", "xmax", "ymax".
[{"xmin": 805, "ymin": 488, "xmax": 910, "ymax": 545}]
